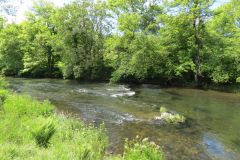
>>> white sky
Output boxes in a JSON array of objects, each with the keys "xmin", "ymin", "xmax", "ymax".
[
  {"xmin": 0, "ymin": 0, "xmax": 72, "ymax": 23},
  {"xmin": 0, "ymin": 0, "xmax": 229, "ymax": 23}
]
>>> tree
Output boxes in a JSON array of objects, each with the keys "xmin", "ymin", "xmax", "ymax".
[
  {"xmin": 0, "ymin": 24, "xmax": 23, "ymax": 75},
  {"xmin": 160, "ymin": 0, "xmax": 215, "ymax": 84},
  {"xmin": 53, "ymin": 0, "xmax": 108, "ymax": 80},
  {"xmin": 205, "ymin": 0, "xmax": 240, "ymax": 83},
  {"xmin": 105, "ymin": 0, "xmax": 167, "ymax": 83},
  {"xmin": 0, "ymin": 0, "xmax": 239, "ymax": 85},
  {"xmin": 20, "ymin": 0, "xmax": 60, "ymax": 77}
]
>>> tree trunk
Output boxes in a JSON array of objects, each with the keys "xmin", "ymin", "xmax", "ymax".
[{"xmin": 193, "ymin": 2, "xmax": 202, "ymax": 85}]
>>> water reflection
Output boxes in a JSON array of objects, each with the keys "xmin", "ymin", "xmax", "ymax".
[{"xmin": 203, "ymin": 133, "xmax": 236, "ymax": 160}]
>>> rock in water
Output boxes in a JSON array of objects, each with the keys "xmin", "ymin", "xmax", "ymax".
[{"xmin": 154, "ymin": 111, "xmax": 186, "ymax": 124}]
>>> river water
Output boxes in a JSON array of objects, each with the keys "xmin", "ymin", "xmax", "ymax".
[{"xmin": 7, "ymin": 78, "xmax": 240, "ymax": 160}]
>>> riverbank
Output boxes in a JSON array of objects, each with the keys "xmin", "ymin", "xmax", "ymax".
[{"xmin": 0, "ymin": 77, "xmax": 164, "ymax": 160}]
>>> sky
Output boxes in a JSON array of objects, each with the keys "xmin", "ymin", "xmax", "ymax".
[
  {"xmin": 0, "ymin": 0, "xmax": 230, "ymax": 23},
  {"xmin": 212, "ymin": 0, "xmax": 230, "ymax": 8},
  {"xmin": 0, "ymin": 0, "xmax": 73, "ymax": 23}
]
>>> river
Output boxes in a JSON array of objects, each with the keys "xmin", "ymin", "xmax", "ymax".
[{"xmin": 7, "ymin": 78, "xmax": 240, "ymax": 160}]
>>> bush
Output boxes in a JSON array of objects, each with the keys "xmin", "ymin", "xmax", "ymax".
[
  {"xmin": 0, "ymin": 89, "xmax": 8, "ymax": 104},
  {"xmin": 32, "ymin": 118, "xmax": 56, "ymax": 148},
  {"xmin": 123, "ymin": 138, "xmax": 164, "ymax": 160},
  {"xmin": 3, "ymin": 95, "xmax": 54, "ymax": 117},
  {"xmin": 0, "ymin": 76, "xmax": 9, "ymax": 89},
  {"xmin": 0, "ymin": 76, "xmax": 9, "ymax": 105}
]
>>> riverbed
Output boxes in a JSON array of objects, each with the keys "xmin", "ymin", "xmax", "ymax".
[{"xmin": 7, "ymin": 78, "xmax": 240, "ymax": 160}]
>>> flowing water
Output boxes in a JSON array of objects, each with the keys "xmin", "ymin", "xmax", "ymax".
[{"xmin": 7, "ymin": 78, "xmax": 240, "ymax": 160}]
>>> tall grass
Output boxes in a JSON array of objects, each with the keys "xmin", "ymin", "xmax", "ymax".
[
  {"xmin": 3, "ymin": 95, "xmax": 54, "ymax": 117},
  {"xmin": 0, "ymin": 95, "xmax": 108, "ymax": 159},
  {"xmin": 0, "ymin": 76, "xmax": 9, "ymax": 89},
  {"xmin": 106, "ymin": 138, "xmax": 164, "ymax": 160},
  {"xmin": 123, "ymin": 138, "xmax": 164, "ymax": 160},
  {"xmin": 0, "ymin": 76, "xmax": 9, "ymax": 105}
]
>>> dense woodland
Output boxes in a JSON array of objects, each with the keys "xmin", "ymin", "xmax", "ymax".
[{"xmin": 0, "ymin": 0, "xmax": 239, "ymax": 85}]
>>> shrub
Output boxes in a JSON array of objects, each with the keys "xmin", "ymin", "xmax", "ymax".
[
  {"xmin": 123, "ymin": 138, "xmax": 164, "ymax": 160},
  {"xmin": 3, "ymin": 95, "xmax": 54, "ymax": 117},
  {"xmin": 0, "ymin": 76, "xmax": 9, "ymax": 105},
  {"xmin": 32, "ymin": 118, "xmax": 56, "ymax": 148},
  {"xmin": 0, "ymin": 76, "xmax": 9, "ymax": 89},
  {"xmin": 0, "ymin": 89, "xmax": 9, "ymax": 101}
]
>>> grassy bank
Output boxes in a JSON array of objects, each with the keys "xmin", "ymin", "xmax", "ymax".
[{"xmin": 0, "ymin": 77, "xmax": 164, "ymax": 160}]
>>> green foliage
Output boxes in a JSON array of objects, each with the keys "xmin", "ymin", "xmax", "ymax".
[
  {"xmin": 0, "ymin": 0, "xmax": 239, "ymax": 84},
  {"xmin": 105, "ymin": 0, "xmax": 240, "ymax": 84},
  {"xmin": 0, "ymin": 76, "xmax": 9, "ymax": 104},
  {"xmin": 0, "ymin": 24, "xmax": 23, "ymax": 75},
  {"xmin": 32, "ymin": 118, "xmax": 56, "ymax": 148},
  {"xmin": 123, "ymin": 138, "xmax": 164, "ymax": 160},
  {"xmin": 0, "ymin": 76, "xmax": 9, "ymax": 89},
  {"xmin": 204, "ymin": 0, "xmax": 240, "ymax": 84},
  {"xmin": 236, "ymin": 77, "xmax": 240, "ymax": 83},
  {"xmin": 53, "ymin": 0, "xmax": 108, "ymax": 80},
  {"xmin": 20, "ymin": 1, "xmax": 60, "ymax": 78},
  {"xmin": 104, "ymin": 1, "xmax": 167, "ymax": 83},
  {"xmin": 3, "ymin": 95, "xmax": 53, "ymax": 117},
  {"xmin": 0, "ymin": 89, "xmax": 9, "ymax": 103}
]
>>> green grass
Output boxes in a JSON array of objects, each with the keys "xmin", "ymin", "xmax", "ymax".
[
  {"xmin": 0, "ymin": 76, "xmax": 9, "ymax": 89},
  {"xmin": 0, "ymin": 89, "xmax": 8, "ymax": 106},
  {"xmin": 0, "ymin": 96, "xmax": 108, "ymax": 159},
  {"xmin": 106, "ymin": 137, "xmax": 164, "ymax": 160},
  {"xmin": 3, "ymin": 95, "xmax": 54, "ymax": 117},
  {"xmin": 0, "ymin": 77, "xmax": 164, "ymax": 160},
  {"xmin": 123, "ymin": 138, "xmax": 164, "ymax": 160}
]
